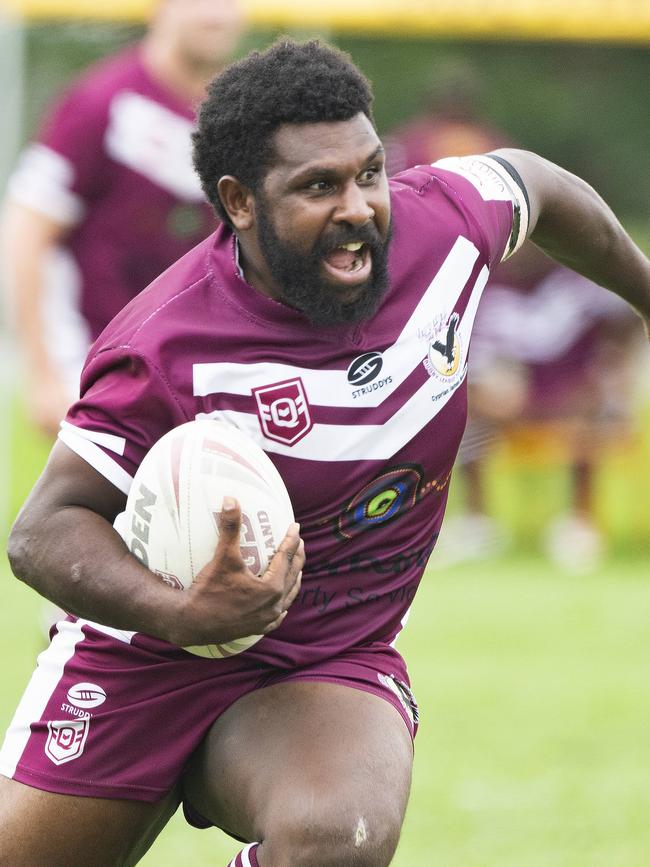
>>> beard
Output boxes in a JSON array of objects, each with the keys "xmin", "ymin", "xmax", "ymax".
[{"xmin": 255, "ymin": 203, "xmax": 392, "ymax": 327}]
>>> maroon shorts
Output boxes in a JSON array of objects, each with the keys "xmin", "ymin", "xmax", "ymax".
[{"xmin": 0, "ymin": 617, "xmax": 418, "ymax": 805}]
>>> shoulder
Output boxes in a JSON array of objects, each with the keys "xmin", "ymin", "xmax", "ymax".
[
  {"xmin": 389, "ymin": 156, "xmax": 529, "ymax": 265},
  {"xmin": 90, "ymin": 233, "xmax": 217, "ymax": 356},
  {"xmin": 390, "ymin": 157, "xmax": 525, "ymax": 211}
]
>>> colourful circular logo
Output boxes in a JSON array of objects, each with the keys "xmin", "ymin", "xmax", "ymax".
[{"xmin": 337, "ymin": 465, "xmax": 423, "ymax": 540}]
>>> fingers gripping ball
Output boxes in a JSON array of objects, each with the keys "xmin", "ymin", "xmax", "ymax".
[{"xmin": 113, "ymin": 419, "xmax": 294, "ymax": 658}]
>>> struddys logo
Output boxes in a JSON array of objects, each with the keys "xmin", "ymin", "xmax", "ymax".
[
  {"xmin": 346, "ymin": 351, "xmax": 393, "ymax": 400},
  {"xmin": 422, "ymin": 312, "xmax": 463, "ymax": 383},
  {"xmin": 253, "ymin": 377, "xmax": 313, "ymax": 446}
]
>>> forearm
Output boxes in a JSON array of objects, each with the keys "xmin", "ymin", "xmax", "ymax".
[
  {"xmin": 8, "ymin": 439, "xmax": 304, "ymax": 649},
  {"xmin": 8, "ymin": 504, "xmax": 183, "ymax": 641},
  {"xmin": 493, "ymin": 149, "xmax": 650, "ymax": 325}
]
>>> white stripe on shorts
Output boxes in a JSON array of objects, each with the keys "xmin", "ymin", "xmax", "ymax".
[{"xmin": 0, "ymin": 619, "xmax": 86, "ymax": 778}]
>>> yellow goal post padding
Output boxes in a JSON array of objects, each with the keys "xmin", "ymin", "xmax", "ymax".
[{"xmin": 1, "ymin": 0, "xmax": 649, "ymax": 43}]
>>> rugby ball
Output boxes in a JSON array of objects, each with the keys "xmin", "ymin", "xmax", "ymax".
[{"xmin": 113, "ymin": 419, "xmax": 294, "ymax": 659}]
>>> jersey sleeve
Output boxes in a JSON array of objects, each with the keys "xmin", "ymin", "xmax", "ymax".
[
  {"xmin": 431, "ymin": 154, "xmax": 530, "ymax": 265},
  {"xmin": 7, "ymin": 78, "xmax": 109, "ymax": 225},
  {"xmin": 59, "ymin": 347, "xmax": 189, "ymax": 494}
]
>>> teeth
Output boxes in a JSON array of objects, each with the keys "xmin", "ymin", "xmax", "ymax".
[{"xmin": 339, "ymin": 242, "xmax": 363, "ymax": 252}]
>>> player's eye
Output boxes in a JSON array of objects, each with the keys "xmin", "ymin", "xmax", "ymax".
[
  {"xmin": 358, "ymin": 165, "xmax": 381, "ymax": 184},
  {"xmin": 307, "ymin": 179, "xmax": 333, "ymax": 193}
]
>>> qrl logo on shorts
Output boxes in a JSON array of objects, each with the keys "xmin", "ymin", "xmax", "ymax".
[
  {"xmin": 45, "ymin": 718, "xmax": 90, "ymax": 765},
  {"xmin": 253, "ymin": 378, "xmax": 313, "ymax": 446}
]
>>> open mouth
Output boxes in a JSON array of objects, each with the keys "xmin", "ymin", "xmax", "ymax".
[{"xmin": 321, "ymin": 241, "xmax": 372, "ymax": 287}]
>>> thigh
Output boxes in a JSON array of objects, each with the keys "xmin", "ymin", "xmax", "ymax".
[
  {"xmin": 183, "ymin": 680, "xmax": 414, "ymax": 849},
  {"xmin": 0, "ymin": 775, "xmax": 179, "ymax": 867}
]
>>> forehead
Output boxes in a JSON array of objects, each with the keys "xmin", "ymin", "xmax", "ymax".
[{"xmin": 267, "ymin": 113, "xmax": 382, "ymax": 182}]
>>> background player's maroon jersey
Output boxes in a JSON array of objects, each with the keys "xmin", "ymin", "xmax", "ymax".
[
  {"xmin": 60, "ymin": 157, "xmax": 528, "ymax": 668},
  {"xmin": 7, "ymin": 46, "xmax": 214, "ymax": 343}
]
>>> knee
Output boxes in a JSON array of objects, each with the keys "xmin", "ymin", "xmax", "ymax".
[{"xmin": 260, "ymin": 798, "xmax": 403, "ymax": 867}]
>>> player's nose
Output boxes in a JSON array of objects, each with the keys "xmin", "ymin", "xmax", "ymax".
[{"xmin": 332, "ymin": 182, "xmax": 375, "ymax": 227}]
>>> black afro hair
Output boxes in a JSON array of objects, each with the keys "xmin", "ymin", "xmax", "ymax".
[{"xmin": 192, "ymin": 38, "xmax": 375, "ymax": 224}]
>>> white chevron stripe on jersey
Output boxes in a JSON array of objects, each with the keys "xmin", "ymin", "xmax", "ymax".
[
  {"xmin": 196, "ymin": 265, "xmax": 489, "ymax": 462},
  {"xmin": 193, "ymin": 236, "xmax": 481, "ymax": 409}
]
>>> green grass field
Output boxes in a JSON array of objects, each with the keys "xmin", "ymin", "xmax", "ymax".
[{"xmin": 2, "ymin": 551, "xmax": 649, "ymax": 866}]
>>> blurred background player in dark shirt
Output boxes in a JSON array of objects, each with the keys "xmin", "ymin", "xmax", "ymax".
[
  {"xmin": 386, "ymin": 60, "xmax": 645, "ymax": 569},
  {"xmin": 1, "ymin": 0, "xmax": 245, "ymax": 438}
]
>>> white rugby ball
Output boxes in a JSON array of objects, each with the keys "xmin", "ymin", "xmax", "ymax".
[{"xmin": 113, "ymin": 418, "xmax": 294, "ymax": 659}]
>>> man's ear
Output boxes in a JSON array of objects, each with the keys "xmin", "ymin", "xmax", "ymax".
[{"xmin": 217, "ymin": 176, "xmax": 255, "ymax": 230}]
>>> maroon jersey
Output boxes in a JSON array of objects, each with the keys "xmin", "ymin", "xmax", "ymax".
[
  {"xmin": 60, "ymin": 156, "xmax": 528, "ymax": 668},
  {"xmin": 7, "ymin": 46, "xmax": 214, "ymax": 344}
]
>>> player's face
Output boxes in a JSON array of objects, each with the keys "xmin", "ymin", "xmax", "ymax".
[
  {"xmin": 253, "ymin": 113, "xmax": 392, "ymax": 326},
  {"xmin": 160, "ymin": 0, "xmax": 245, "ymax": 67}
]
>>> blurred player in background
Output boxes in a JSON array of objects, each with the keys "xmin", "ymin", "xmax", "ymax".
[
  {"xmin": 385, "ymin": 59, "xmax": 515, "ymax": 176},
  {"xmin": 451, "ymin": 244, "xmax": 644, "ymax": 570},
  {"xmin": 387, "ymin": 62, "xmax": 644, "ymax": 568},
  {"xmin": 1, "ymin": 0, "xmax": 245, "ymax": 438}
]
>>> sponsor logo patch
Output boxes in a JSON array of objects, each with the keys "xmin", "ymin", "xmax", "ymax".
[
  {"xmin": 253, "ymin": 377, "xmax": 313, "ymax": 446},
  {"xmin": 66, "ymin": 682, "xmax": 107, "ymax": 710},
  {"xmin": 336, "ymin": 465, "xmax": 423, "ymax": 540},
  {"xmin": 422, "ymin": 312, "xmax": 466, "ymax": 399},
  {"xmin": 347, "ymin": 351, "xmax": 384, "ymax": 386},
  {"xmin": 45, "ymin": 718, "xmax": 90, "ymax": 765}
]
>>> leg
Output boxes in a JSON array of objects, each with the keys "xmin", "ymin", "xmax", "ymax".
[
  {"xmin": 0, "ymin": 775, "xmax": 179, "ymax": 867},
  {"xmin": 183, "ymin": 680, "xmax": 414, "ymax": 867}
]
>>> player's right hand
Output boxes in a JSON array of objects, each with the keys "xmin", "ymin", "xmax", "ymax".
[{"xmin": 168, "ymin": 498, "xmax": 304, "ymax": 647}]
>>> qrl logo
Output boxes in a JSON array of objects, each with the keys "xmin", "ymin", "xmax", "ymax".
[
  {"xmin": 347, "ymin": 352, "xmax": 383, "ymax": 386},
  {"xmin": 253, "ymin": 378, "xmax": 313, "ymax": 446},
  {"xmin": 45, "ymin": 718, "xmax": 90, "ymax": 765}
]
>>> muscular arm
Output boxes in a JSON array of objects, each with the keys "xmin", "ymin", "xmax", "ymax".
[
  {"xmin": 1, "ymin": 200, "xmax": 74, "ymax": 435},
  {"xmin": 492, "ymin": 148, "xmax": 650, "ymax": 334},
  {"xmin": 8, "ymin": 441, "xmax": 304, "ymax": 647}
]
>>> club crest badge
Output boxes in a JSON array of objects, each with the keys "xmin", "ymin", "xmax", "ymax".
[
  {"xmin": 45, "ymin": 718, "xmax": 90, "ymax": 765},
  {"xmin": 252, "ymin": 378, "xmax": 313, "ymax": 446},
  {"xmin": 423, "ymin": 312, "xmax": 465, "ymax": 389}
]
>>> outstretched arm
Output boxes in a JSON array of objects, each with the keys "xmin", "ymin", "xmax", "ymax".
[{"xmin": 491, "ymin": 148, "xmax": 650, "ymax": 336}]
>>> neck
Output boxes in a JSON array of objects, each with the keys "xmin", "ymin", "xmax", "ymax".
[
  {"xmin": 235, "ymin": 236, "xmax": 282, "ymax": 302},
  {"xmin": 141, "ymin": 35, "xmax": 225, "ymax": 105}
]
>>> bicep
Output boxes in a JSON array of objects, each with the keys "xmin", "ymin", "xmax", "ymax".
[
  {"xmin": 16, "ymin": 439, "xmax": 127, "ymax": 531},
  {"xmin": 488, "ymin": 147, "xmax": 602, "ymax": 245}
]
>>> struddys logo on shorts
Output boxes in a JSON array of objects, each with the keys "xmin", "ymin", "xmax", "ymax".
[
  {"xmin": 423, "ymin": 312, "xmax": 464, "ymax": 385},
  {"xmin": 253, "ymin": 377, "xmax": 313, "ymax": 446},
  {"xmin": 45, "ymin": 718, "xmax": 90, "ymax": 765},
  {"xmin": 66, "ymin": 682, "xmax": 107, "ymax": 710}
]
